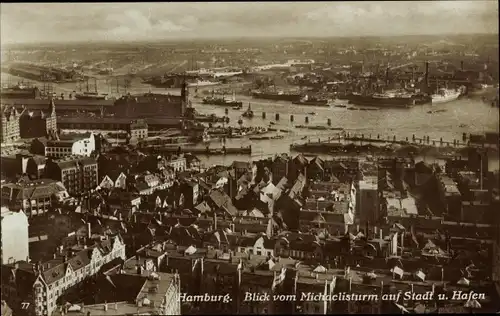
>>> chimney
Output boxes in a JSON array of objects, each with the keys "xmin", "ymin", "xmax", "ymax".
[
  {"xmin": 374, "ymin": 226, "xmax": 378, "ymax": 238},
  {"xmin": 104, "ymin": 303, "xmax": 108, "ymax": 311},
  {"xmin": 379, "ymin": 228, "xmax": 383, "ymax": 240},
  {"xmin": 425, "ymin": 62, "xmax": 429, "ymax": 90},
  {"xmin": 87, "ymin": 222, "xmax": 91, "ymax": 239},
  {"xmin": 400, "ymin": 232, "xmax": 404, "ymax": 255}
]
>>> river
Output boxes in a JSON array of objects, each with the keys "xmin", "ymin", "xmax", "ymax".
[{"xmin": 2, "ymin": 73, "xmax": 499, "ymax": 170}]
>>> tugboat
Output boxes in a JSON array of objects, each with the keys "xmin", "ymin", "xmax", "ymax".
[
  {"xmin": 431, "ymin": 88, "xmax": 461, "ymax": 104},
  {"xmin": 202, "ymin": 130, "xmax": 211, "ymax": 143},
  {"xmin": 242, "ymin": 103, "xmax": 254, "ymax": 118},
  {"xmin": 427, "ymin": 109, "xmax": 448, "ymax": 114}
]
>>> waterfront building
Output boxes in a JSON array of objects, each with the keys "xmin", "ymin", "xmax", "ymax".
[
  {"xmin": 112, "ymin": 82, "xmax": 188, "ymax": 118},
  {"xmin": 19, "ymin": 100, "xmax": 57, "ymax": 139},
  {"xmin": 1, "ymin": 106, "xmax": 21, "ymax": 143}
]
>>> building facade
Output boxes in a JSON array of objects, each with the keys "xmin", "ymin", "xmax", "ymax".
[
  {"xmin": 45, "ymin": 133, "xmax": 96, "ymax": 158},
  {"xmin": 1, "ymin": 106, "xmax": 21, "ymax": 143},
  {"xmin": 0, "ymin": 206, "xmax": 29, "ymax": 265},
  {"xmin": 2, "ymin": 235, "xmax": 126, "ymax": 316},
  {"xmin": 1, "ymin": 179, "xmax": 69, "ymax": 217},
  {"xmin": 356, "ymin": 176, "xmax": 380, "ymax": 224},
  {"xmin": 19, "ymin": 100, "xmax": 57, "ymax": 139},
  {"xmin": 128, "ymin": 119, "xmax": 148, "ymax": 140},
  {"xmin": 44, "ymin": 156, "xmax": 98, "ymax": 196},
  {"xmin": 112, "ymin": 83, "xmax": 188, "ymax": 118},
  {"xmin": 167, "ymin": 155, "xmax": 187, "ymax": 173},
  {"xmin": 98, "ymin": 172, "xmax": 127, "ymax": 190}
]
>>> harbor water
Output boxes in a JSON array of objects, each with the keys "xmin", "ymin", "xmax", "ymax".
[{"xmin": 2, "ymin": 74, "xmax": 499, "ymax": 170}]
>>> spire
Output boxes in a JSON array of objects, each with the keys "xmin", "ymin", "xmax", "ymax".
[{"xmin": 49, "ymin": 99, "xmax": 55, "ymax": 114}]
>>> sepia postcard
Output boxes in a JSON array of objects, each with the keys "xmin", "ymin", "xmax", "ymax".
[{"xmin": 0, "ymin": 1, "xmax": 499, "ymax": 315}]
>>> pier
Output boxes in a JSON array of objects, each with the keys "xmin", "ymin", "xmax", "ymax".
[{"xmin": 141, "ymin": 145, "xmax": 252, "ymax": 156}]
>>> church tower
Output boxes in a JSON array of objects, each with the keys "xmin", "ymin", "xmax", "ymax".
[{"xmin": 46, "ymin": 99, "xmax": 57, "ymax": 137}]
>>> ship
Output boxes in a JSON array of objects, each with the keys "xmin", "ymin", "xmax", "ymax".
[
  {"xmin": 188, "ymin": 80, "xmax": 220, "ymax": 87},
  {"xmin": 252, "ymin": 90, "xmax": 302, "ymax": 102},
  {"xmin": 74, "ymin": 91, "xmax": 108, "ymax": 100},
  {"xmin": 427, "ymin": 109, "xmax": 447, "ymax": 114},
  {"xmin": 202, "ymin": 92, "xmax": 243, "ymax": 107},
  {"xmin": 292, "ymin": 95, "xmax": 330, "ymax": 107},
  {"xmin": 346, "ymin": 91, "xmax": 430, "ymax": 108},
  {"xmin": 242, "ymin": 103, "xmax": 254, "ymax": 118},
  {"xmin": 431, "ymin": 88, "xmax": 461, "ymax": 104},
  {"xmin": 249, "ymin": 136, "xmax": 270, "ymax": 141}
]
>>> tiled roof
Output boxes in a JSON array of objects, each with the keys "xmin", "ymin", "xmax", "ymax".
[
  {"xmin": 2, "ymin": 179, "xmax": 66, "ymax": 201},
  {"xmin": 54, "ymin": 156, "xmax": 97, "ymax": 169}
]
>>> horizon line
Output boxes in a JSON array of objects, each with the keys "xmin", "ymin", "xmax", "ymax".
[{"xmin": 2, "ymin": 32, "xmax": 498, "ymax": 48}]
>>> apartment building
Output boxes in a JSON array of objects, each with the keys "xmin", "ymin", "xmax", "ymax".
[{"xmin": 1, "ymin": 235, "xmax": 126, "ymax": 316}]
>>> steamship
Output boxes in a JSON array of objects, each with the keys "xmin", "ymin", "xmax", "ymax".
[{"xmin": 252, "ymin": 90, "xmax": 302, "ymax": 102}]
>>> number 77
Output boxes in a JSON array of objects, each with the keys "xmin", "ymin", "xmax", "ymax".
[{"xmin": 21, "ymin": 302, "xmax": 30, "ymax": 309}]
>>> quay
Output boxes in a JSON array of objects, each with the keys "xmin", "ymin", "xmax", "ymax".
[
  {"xmin": 140, "ymin": 145, "xmax": 252, "ymax": 156},
  {"xmin": 291, "ymin": 133, "xmax": 498, "ymax": 155}
]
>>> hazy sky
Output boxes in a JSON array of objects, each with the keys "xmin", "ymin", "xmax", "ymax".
[{"xmin": 1, "ymin": 1, "xmax": 498, "ymax": 44}]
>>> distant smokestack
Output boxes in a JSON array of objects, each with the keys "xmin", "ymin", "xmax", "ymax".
[
  {"xmin": 385, "ymin": 67, "xmax": 390, "ymax": 86},
  {"xmin": 460, "ymin": 61, "xmax": 464, "ymax": 71},
  {"xmin": 87, "ymin": 222, "xmax": 91, "ymax": 239},
  {"xmin": 425, "ymin": 62, "xmax": 429, "ymax": 90}
]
